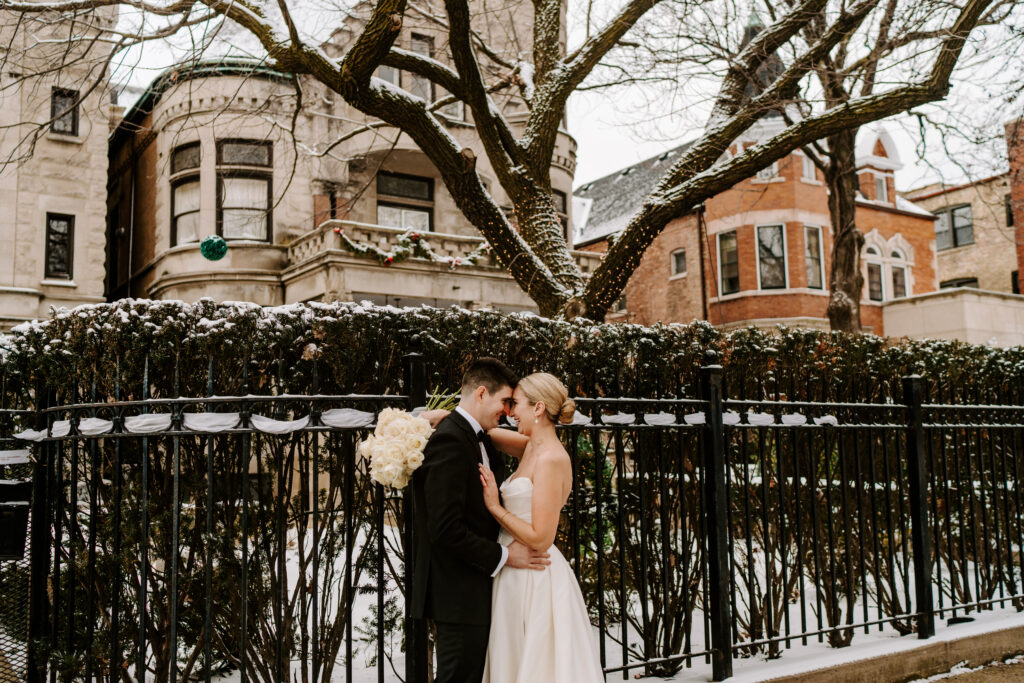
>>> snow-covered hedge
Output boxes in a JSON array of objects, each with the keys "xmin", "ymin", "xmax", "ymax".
[{"xmin": 2, "ymin": 298, "xmax": 1022, "ymax": 403}]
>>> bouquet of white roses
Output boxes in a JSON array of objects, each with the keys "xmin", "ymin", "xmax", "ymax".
[{"xmin": 359, "ymin": 407, "xmax": 433, "ymax": 489}]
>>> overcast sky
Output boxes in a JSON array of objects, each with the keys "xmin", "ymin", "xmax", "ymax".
[{"xmin": 567, "ymin": 90, "xmax": 1007, "ymax": 194}]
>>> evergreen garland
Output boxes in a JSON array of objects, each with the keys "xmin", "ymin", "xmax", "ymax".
[{"xmin": 333, "ymin": 226, "xmax": 492, "ymax": 269}]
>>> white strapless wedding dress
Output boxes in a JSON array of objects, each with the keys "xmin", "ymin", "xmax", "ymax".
[{"xmin": 482, "ymin": 477, "xmax": 605, "ymax": 682}]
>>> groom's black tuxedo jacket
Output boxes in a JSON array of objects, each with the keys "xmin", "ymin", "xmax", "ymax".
[{"xmin": 411, "ymin": 410, "xmax": 507, "ymax": 625}]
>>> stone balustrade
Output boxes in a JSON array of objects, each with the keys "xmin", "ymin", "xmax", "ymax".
[{"xmin": 288, "ymin": 220, "xmax": 604, "ymax": 273}]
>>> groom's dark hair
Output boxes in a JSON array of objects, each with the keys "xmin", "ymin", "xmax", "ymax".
[{"xmin": 462, "ymin": 357, "xmax": 518, "ymax": 395}]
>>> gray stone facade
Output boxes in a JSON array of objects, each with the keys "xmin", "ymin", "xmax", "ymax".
[
  {"xmin": 107, "ymin": 3, "xmax": 581, "ymax": 313},
  {"xmin": 0, "ymin": 9, "xmax": 117, "ymax": 328}
]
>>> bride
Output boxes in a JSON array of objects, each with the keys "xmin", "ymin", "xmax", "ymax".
[{"xmin": 478, "ymin": 372, "xmax": 605, "ymax": 683}]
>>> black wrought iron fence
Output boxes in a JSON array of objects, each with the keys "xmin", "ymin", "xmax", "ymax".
[
  {"xmin": 0, "ymin": 389, "xmax": 34, "ymax": 683},
  {"xmin": 12, "ymin": 359, "xmax": 1024, "ymax": 682}
]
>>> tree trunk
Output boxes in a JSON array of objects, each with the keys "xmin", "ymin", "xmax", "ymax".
[{"xmin": 825, "ymin": 127, "xmax": 865, "ymax": 333}]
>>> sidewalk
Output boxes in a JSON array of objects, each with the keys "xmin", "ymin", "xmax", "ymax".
[
  {"xmin": 914, "ymin": 656, "xmax": 1024, "ymax": 682},
  {"xmin": 668, "ymin": 608, "xmax": 1024, "ymax": 683}
]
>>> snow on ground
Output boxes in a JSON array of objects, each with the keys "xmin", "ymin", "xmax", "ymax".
[{"xmin": 908, "ymin": 654, "xmax": 1024, "ymax": 682}]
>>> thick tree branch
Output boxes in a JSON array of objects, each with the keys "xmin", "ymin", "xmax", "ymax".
[
  {"xmin": 1, "ymin": 0, "xmax": 192, "ymax": 15},
  {"xmin": 405, "ymin": 0, "xmax": 517, "ymax": 70},
  {"xmin": 523, "ymin": 0, "xmax": 659, "ymax": 171},
  {"xmin": 381, "ymin": 47, "xmax": 465, "ymax": 100},
  {"xmin": 444, "ymin": 0, "xmax": 523, "ymax": 176},
  {"xmin": 653, "ymin": 0, "xmax": 878, "ymax": 201},
  {"xmin": 707, "ymin": 0, "xmax": 830, "ymax": 125}
]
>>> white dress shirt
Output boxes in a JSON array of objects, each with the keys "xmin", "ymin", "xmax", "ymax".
[{"xmin": 455, "ymin": 406, "xmax": 508, "ymax": 575}]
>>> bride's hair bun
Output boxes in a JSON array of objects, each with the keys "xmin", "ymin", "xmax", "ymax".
[
  {"xmin": 557, "ymin": 398, "xmax": 576, "ymax": 425},
  {"xmin": 517, "ymin": 373, "xmax": 573, "ymax": 425}
]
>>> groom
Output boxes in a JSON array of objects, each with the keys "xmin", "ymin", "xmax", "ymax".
[{"xmin": 411, "ymin": 357, "xmax": 550, "ymax": 683}]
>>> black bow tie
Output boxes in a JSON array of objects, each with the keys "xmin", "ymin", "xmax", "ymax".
[{"xmin": 476, "ymin": 430, "xmax": 492, "ymax": 449}]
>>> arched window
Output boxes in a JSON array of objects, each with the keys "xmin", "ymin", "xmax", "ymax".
[
  {"xmin": 864, "ymin": 245, "xmax": 883, "ymax": 301},
  {"xmin": 889, "ymin": 249, "xmax": 908, "ymax": 298}
]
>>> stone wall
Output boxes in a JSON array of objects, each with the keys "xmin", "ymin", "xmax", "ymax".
[{"xmin": 883, "ymin": 287, "xmax": 1024, "ymax": 347}]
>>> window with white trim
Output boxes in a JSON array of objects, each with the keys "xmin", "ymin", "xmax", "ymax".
[
  {"xmin": 377, "ymin": 64, "xmax": 399, "ymax": 86},
  {"xmin": 864, "ymin": 246, "xmax": 883, "ymax": 301},
  {"xmin": 867, "ymin": 263, "xmax": 883, "ymax": 301},
  {"xmin": 757, "ymin": 224, "xmax": 786, "ymax": 289},
  {"xmin": 875, "ymin": 174, "xmax": 889, "ymax": 203},
  {"xmin": 719, "ymin": 231, "xmax": 739, "ymax": 295},
  {"xmin": 172, "ymin": 179, "xmax": 201, "ymax": 244},
  {"xmin": 890, "ymin": 249, "xmax": 907, "ymax": 298},
  {"xmin": 216, "ymin": 140, "xmax": 272, "ymax": 241},
  {"xmin": 755, "ymin": 162, "xmax": 778, "ymax": 181},
  {"xmin": 671, "ymin": 249, "xmax": 687, "ymax": 277},
  {"xmin": 802, "ymin": 154, "xmax": 817, "ymax": 181},
  {"xmin": 934, "ymin": 204, "xmax": 973, "ymax": 250},
  {"xmin": 804, "ymin": 226, "xmax": 824, "ymax": 289}
]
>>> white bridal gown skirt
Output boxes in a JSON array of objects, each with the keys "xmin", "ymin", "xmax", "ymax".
[{"xmin": 483, "ymin": 478, "xmax": 605, "ymax": 683}]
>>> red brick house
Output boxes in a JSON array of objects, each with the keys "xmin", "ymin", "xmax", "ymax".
[{"xmin": 574, "ymin": 123, "xmax": 938, "ymax": 334}]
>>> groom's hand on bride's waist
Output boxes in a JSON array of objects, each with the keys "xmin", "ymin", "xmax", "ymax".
[{"xmin": 505, "ymin": 540, "xmax": 550, "ymax": 571}]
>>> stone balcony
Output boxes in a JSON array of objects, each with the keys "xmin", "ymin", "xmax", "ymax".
[{"xmin": 287, "ymin": 220, "xmax": 604, "ymax": 274}]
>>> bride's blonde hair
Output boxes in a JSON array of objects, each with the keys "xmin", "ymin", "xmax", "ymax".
[{"xmin": 517, "ymin": 373, "xmax": 575, "ymax": 425}]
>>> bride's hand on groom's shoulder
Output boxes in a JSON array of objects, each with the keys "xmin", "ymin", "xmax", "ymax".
[
  {"xmin": 505, "ymin": 540, "xmax": 550, "ymax": 571},
  {"xmin": 420, "ymin": 409, "xmax": 450, "ymax": 428}
]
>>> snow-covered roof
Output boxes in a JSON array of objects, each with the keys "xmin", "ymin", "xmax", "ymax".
[
  {"xmin": 573, "ymin": 140, "xmax": 694, "ymax": 246},
  {"xmin": 855, "ymin": 125, "xmax": 902, "ymax": 171},
  {"xmin": 895, "ymin": 195, "xmax": 936, "ymax": 218}
]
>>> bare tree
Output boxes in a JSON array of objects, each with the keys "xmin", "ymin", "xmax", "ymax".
[
  {"xmin": 785, "ymin": 0, "xmax": 1017, "ymax": 331},
  {"xmin": 0, "ymin": 0, "xmax": 1003, "ymax": 320}
]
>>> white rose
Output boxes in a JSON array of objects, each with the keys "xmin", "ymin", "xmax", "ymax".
[
  {"xmin": 375, "ymin": 408, "xmax": 400, "ymax": 432},
  {"xmin": 382, "ymin": 441, "xmax": 405, "ymax": 465},
  {"xmin": 370, "ymin": 442, "xmax": 388, "ymax": 462},
  {"xmin": 357, "ymin": 434, "xmax": 375, "ymax": 459},
  {"xmin": 406, "ymin": 434, "xmax": 427, "ymax": 453},
  {"xmin": 405, "ymin": 451, "xmax": 424, "ymax": 469},
  {"xmin": 412, "ymin": 417, "xmax": 432, "ymax": 437},
  {"xmin": 382, "ymin": 419, "xmax": 410, "ymax": 440},
  {"xmin": 383, "ymin": 461, "xmax": 403, "ymax": 480}
]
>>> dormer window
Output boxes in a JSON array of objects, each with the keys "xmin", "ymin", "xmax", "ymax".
[{"xmin": 875, "ymin": 174, "xmax": 889, "ymax": 203}]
